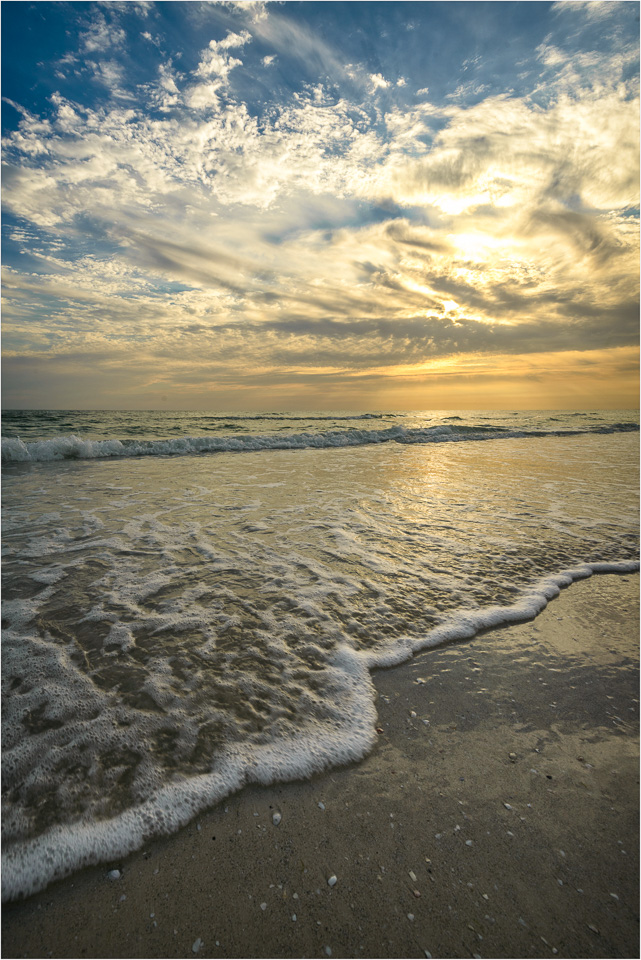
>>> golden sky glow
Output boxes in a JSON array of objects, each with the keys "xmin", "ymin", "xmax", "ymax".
[{"xmin": 1, "ymin": 1, "xmax": 639, "ymax": 410}]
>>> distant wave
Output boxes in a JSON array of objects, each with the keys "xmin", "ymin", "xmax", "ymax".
[
  {"xmin": 2, "ymin": 421, "xmax": 638, "ymax": 464},
  {"xmin": 2, "ymin": 411, "xmax": 396, "ymax": 424}
]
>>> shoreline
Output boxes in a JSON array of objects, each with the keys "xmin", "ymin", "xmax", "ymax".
[
  {"xmin": 4, "ymin": 559, "xmax": 638, "ymax": 906},
  {"xmin": 3, "ymin": 572, "xmax": 639, "ymax": 959}
]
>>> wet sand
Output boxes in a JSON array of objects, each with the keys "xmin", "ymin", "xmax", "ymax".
[{"xmin": 2, "ymin": 573, "xmax": 639, "ymax": 959}]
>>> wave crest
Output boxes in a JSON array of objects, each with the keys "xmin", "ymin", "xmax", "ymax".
[{"xmin": 2, "ymin": 421, "xmax": 639, "ymax": 464}]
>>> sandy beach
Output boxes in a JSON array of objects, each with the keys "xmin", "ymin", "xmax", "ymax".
[{"xmin": 3, "ymin": 572, "xmax": 639, "ymax": 959}]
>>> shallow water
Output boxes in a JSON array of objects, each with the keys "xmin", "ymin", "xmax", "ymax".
[{"xmin": 1, "ymin": 413, "xmax": 638, "ymax": 900}]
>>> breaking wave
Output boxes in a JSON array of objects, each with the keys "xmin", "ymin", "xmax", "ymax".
[{"xmin": 2, "ymin": 421, "xmax": 639, "ymax": 464}]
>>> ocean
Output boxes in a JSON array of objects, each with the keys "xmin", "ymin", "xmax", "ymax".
[{"xmin": 2, "ymin": 409, "xmax": 639, "ymax": 902}]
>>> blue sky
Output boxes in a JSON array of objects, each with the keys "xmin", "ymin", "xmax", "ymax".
[{"xmin": 1, "ymin": 1, "xmax": 639, "ymax": 409}]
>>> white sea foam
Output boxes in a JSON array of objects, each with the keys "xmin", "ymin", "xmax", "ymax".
[{"xmin": 1, "ymin": 640, "xmax": 377, "ymax": 902}]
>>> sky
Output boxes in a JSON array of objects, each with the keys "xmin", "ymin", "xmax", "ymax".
[{"xmin": 1, "ymin": 0, "xmax": 639, "ymax": 411}]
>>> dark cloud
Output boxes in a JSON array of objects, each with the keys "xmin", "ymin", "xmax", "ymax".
[{"xmin": 523, "ymin": 207, "xmax": 626, "ymax": 263}]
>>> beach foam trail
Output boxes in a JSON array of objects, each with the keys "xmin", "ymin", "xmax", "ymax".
[{"xmin": 2, "ymin": 430, "xmax": 639, "ymax": 900}]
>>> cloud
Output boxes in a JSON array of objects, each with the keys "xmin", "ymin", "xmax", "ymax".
[
  {"xmin": 552, "ymin": 0, "xmax": 627, "ymax": 21},
  {"xmin": 216, "ymin": 1, "xmax": 270, "ymax": 23},
  {"xmin": 183, "ymin": 28, "xmax": 253, "ymax": 111},
  {"xmin": 79, "ymin": 12, "xmax": 126, "ymax": 54},
  {"xmin": 91, "ymin": 59, "xmax": 130, "ymax": 96},
  {"xmin": 535, "ymin": 43, "xmax": 568, "ymax": 67},
  {"xmin": 194, "ymin": 30, "xmax": 251, "ymax": 79},
  {"xmin": 98, "ymin": 1, "xmax": 152, "ymax": 16},
  {"xmin": 249, "ymin": 9, "xmax": 349, "ymax": 81},
  {"xmin": 369, "ymin": 73, "xmax": 390, "ymax": 91},
  {"xmin": 385, "ymin": 86, "xmax": 639, "ymax": 214}
]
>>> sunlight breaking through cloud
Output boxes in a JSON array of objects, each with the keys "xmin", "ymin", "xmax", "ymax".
[{"xmin": 1, "ymin": 0, "xmax": 638, "ymax": 409}]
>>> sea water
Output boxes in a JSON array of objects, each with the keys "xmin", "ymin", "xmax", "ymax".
[{"xmin": 2, "ymin": 410, "xmax": 639, "ymax": 900}]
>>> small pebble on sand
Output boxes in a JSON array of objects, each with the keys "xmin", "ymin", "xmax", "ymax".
[
  {"xmin": 260, "ymin": 903, "xmax": 267, "ymax": 911},
  {"xmin": 108, "ymin": 870, "xmax": 121, "ymax": 881},
  {"xmin": 328, "ymin": 875, "xmax": 337, "ymax": 887},
  {"xmin": 192, "ymin": 938, "xmax": 203, "ymax": 954},
  {"xmin": 272, "ymin": 812, "xmax": 282, "ymax": 826}
]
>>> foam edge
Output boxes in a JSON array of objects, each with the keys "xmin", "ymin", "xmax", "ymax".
[{"xmin": 2, "ymin": 561, "xmax": 638, "ymax": 902}]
